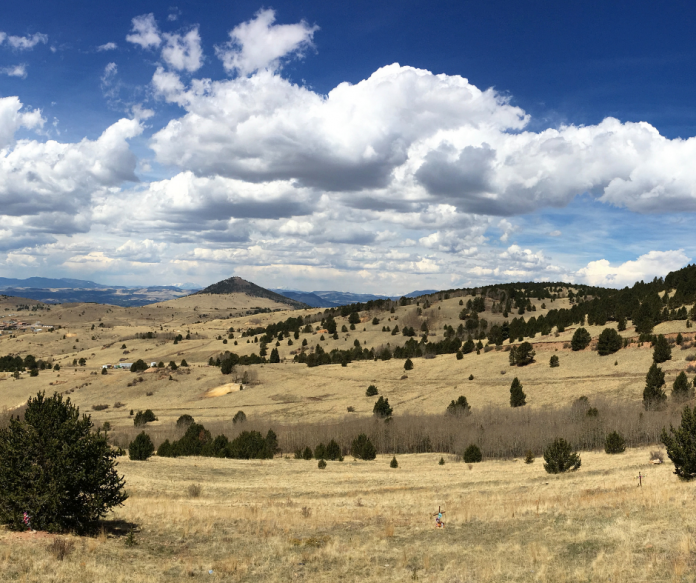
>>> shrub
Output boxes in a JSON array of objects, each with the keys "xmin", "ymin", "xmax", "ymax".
[
  {"xmin": 543, "ymin": 438, "xmax": 581, "ymax": 473},
  {"xmin": 549, "ymin": 355, "xmax": 559, "ymax": 368},
  {"xmin": 373, "ymin": 396, "xmax": 393, "ymax": 418},
  {"xmin": 597, "ymin": 328, "xmax": 622, "ymax": 356},
  {"xmin": 643, "ymin": 363, "xmax": 667, "ymax": 410},
  {"xmin": 128, "ymin": 432, "xmax": 155, "ymax": 461},
  {"xmin": 366, "ymin": 384, "xmax": 378, "ymax": 397},
  {"xmin": 318, "ymin": 459, "xmax": 327, "ymax": 469},
  {"xmin": 92, "ymin": 404, "xmax": 109, "ymax": 411},
  {"xmin": 350, "ymin": 434, "xmax": 377, "ymax": 460},
  {"xmin": 325, "ymin": 439, "xmax": 342, "ymax": 461},
  {"xmin": 404, "ymin": 358, "xmax": 414, "ymax": 370},
  {"xmin": 228, "ymin": 431, "xmax": 272, "ymax": 459},
  {"xmin": 180, "ymin": 359, "xmax": 188, "ymax": 367},
  {"xmin": 131, "ymin": 359, "xmax": 148, "ymax": 373},
  {"xmin": 604, "ymin": 431, "xmax": 626, "ymax": 454},
  {"xmin": 446, "ymin": 395, "xmax": 471, "ymax": 416},
  {"xmin": 468, "ymin": 374, "xmax": 474, "ymax": 380},
  {"xmin": 524, "ymin": 450, "xmax": 534, "ymax": 464},
  {"xmin": 571, "ymin": 328, "xmax": 591, "ymax": 351},
  {"xmin": 463, "ymin": 444, "xmax": 482, "ymax": 463},
  {"xmin": 133, "ymin": 409, "xmax": 157, "ymax": 427},
  {"xmin": 661, "ymin": 405, "xmax": 696, "ymax": 480},
  {"xmin": 169, "ymin": 361, "xmax": 178, "ymax": 370},
  {"xmin": 29, "ymin": 368, "xmax": 39, "ymax": 377},
  {"xmin": 157, "ymin": 439, "xmax": 173, "ymax": 457},
  {"xmin": 187, "ymin": 484, "xmax": 202, "ymax": 498},
  {"xmin": 0, "ymin": 392, "xmax": 127, "ymax": 532},
  {"xmin": 509, "ymin": 377, "xmax": 526, "ymax": 407},
  {"xmin": 232, "ymin": 410, "xmax": 247, "ymax": 424},
  {"xmin": 176, "ymin": 414, "xmax": 194, "ymax": 428},
  {"xmin": 302, "ymin": 446, "xmax": 313, "ymax": 460},
  {"xmin": 439, "ymin": 457, "xmax": 445, "ymax": 465},
  {"xmin": 390, "ymin": 456, "xmax": 398, "ymax": 468},
  {"xmin": 672, "ymin": 371, "xmax": 694, "ymax": 402},
  {"xmin": 653, "ymin": 334, "xmax": 672, "ymax": 363},
  {"xmin": 101, "ymin": 367, "xmax": 107, "ymax": 375},
  {"xmin": 314, "ymin": 443, "xmax": 326, "ymax": 460}
]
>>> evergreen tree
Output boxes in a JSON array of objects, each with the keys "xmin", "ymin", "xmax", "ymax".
[
  {"xmin": 446, "ymin": 395, "xmax": 471, "ymax": 415},
  {"xmin": 652, "ymin": 334, "xmax": 672, "ymax": 363},
  {"xmin": 350, "ymin": 434, "xmax": 376, "ymax": 460},
  {"xmin": 617, "ymin": 317, "xmax": 627, "ymax": 331},
  {"xmin": 325, "ymin": 439, "xmax": 342, "ymax": 461},
  {"xmin": 463, "ymin": 444, "xmax": 482, "ymax": 463},
  {"xmin": 404, "ymin": 358, "xmax": 414, "ymax": 371},
  {"xmin": 571, "ymin": 327, "xmax": 591, "ymax": 351},
  {"xmin": 643, "ymin": 363, "xmax": 667, "ymax": 410},
  {"xmin": 269, "ymin": 348, "xmax": 280, "ymax": 363},
  {"xmin": 604, "ymin": 431, "xmax": 626, "ymax": 454},
  {"xmin": 543, "ymin": 438, "xmax": 581, "ymax": 473},
  {"xmin": 365, "ymin": 384, "xmax": 378, "ymax": 397},
  {"xmin": 390, "ymin": 456, "xmax": 398, "ymax": 468},
  {"xmin": 509, "ymin": 377, "xmax": 526, "ymax": 407},
  {"xmin": 549, "ymin": 355, "xmax": 559, "ymax": 368},
  {"xmin": 661, "ymin": 405, "xmax": 696, "ymax": 480},
  {"xmin": 596, "ymin": 328, "xmax": 622, "ymax": 356},
  {"xmin": 0, "ymin": 392, "xmax": 127, "ymax": 533},
  {"xmin": 128, "ymin": 432, "xmax": 155, "ymax": 461},
  {"xmin": 672, "ymin": 371, "xmax": 693, "ymax": 402},
  {"xmin": 373, "ymin": 396, "xmax": 393, "ymax": 418}
]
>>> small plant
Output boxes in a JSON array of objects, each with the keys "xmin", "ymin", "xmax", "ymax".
[
  {"xmin": 101, "ymin": 367, "xmax": 107, "ymax": 375},
  {"xmin": 404, "ymin": 358, "xmax": 413, "ymax": 371},
  {"xmin": 468, "ymin": 374, "xmax": 474, "ymax": 380},
  {"xmin": 317, "ymin": 459, "xmax": 327, "ymax": 469},
  {"xmin": 438, "ymin": 457, "xmax": 445, "ymax": 465},
  {"xmin": 302, "ymin": 446, "xmax": 313, "ymax": 460},
  {"xmin": 604, "ymin": 431, "xmax": 626, "ymax": 454},
  {"xmin": 366, "ymin": 384, "xmax": 378, "ymax": 397},
  {"xmin": 187, "ymin": 484, "xmax": 202, "ymax": 498},
  {"xmin": 301, "ymin": 506, "xmax": 312, "ymax": 518},
  {"xmin": 390, "ymin": 456, "xmax": 398, "ymax": 468},
  {"xmin": 543, "ymin": 438, "xmax": 581, "ymax": 473},
  {"xmin": 463, "ymin": 444, "xmax": 482, "ymax": 463},
  {"xmin": 347, "ymin": 406, "xmax": 355, "ymax": 412},
  {"xmin": 47, "ymin": 538, "xmax": 75, "ymax": 561},
  {"xmin": 524, "ymin": 450, "xmax": 534, "ymax": 464},
  {"xmin": 549, "ymin": 355, "xmax": 559, "ymax": 368},
  {"xmin": 125, "ymin": 528, "xmax": 137, "ymax": 547}
]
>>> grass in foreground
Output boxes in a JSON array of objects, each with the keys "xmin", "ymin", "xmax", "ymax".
[{"xmin": 1, "ymin": 447, "xmax": 695, "ymax": 582}]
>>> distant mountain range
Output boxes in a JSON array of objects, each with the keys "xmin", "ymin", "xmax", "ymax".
[
  {"xmin": 270, "ymin": 288, "xmax": 440, "ymax": 308},
  {"xmin": 0, "ymin": 277, "xmax": 201, "ymax": 307},
  {"xmin": 0, "ymin": 275, "xmax": 440, "ymax": 309}
]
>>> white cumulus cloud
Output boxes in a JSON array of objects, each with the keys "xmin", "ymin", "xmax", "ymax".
[
  {"xmin": 126, "ymin": 14, "xmax": 161, "ymax": 49},
  {"xmin": 215, "ymin": 8, "xmax": 318, "ymax": 76},
  {"xmin": 576, "ymin": 250, "xmax": 690, "ymax": 288},
  {"xmin": 6, "ymin": 33, "xmax": 47, "ymax": 50},
  {"xmin": 161, "ymin": 27, "xmax": 203, "ymax": 72}
]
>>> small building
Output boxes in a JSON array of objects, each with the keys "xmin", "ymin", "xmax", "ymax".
[{"xmin": 150, "ymin": 362, "xmax": 158, "ymax": 368}]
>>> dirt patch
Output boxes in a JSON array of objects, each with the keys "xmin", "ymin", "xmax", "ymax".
[
  {"xmin": 204, "ymin": 383, "xmax": 241, "ymax": 398},
  {"xmin": 7, "ymin": 530, "xmax": 55, "ymax": 541}
]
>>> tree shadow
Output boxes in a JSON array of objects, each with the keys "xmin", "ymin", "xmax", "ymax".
[{"xmin": 97, "ymin": 518, "xmax": 139, "ymax": 538}]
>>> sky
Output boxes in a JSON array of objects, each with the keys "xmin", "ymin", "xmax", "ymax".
[{"xmin": 2, "ymin": 0, "xmax": 696, "ymax": 294}]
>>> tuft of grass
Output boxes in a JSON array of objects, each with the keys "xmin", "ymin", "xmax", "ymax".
[{"xmin": 187, "ymin": 484, "xmax": 202, "ymax": 498}]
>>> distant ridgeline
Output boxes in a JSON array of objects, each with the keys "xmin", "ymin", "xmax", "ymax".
[
  {"xmin": 225, "ymin": 264, "xmax": 696, "ymax": 368},
  {"xmin": 195, "ymin": 277, "xmax": 309, "ymax": 310}
]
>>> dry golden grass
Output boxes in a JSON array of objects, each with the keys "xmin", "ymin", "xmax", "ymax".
[{"xmin": 1, "ymin": 447, "xmax": 695, "ymax": 582}]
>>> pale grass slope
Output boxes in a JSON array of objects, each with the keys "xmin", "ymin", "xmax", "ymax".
[{"xmin": 0, "ymin": 447, "xmax": 694, "ymax": 582}]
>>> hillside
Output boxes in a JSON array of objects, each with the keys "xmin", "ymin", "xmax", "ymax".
[{"xmin": 197, "ymin": 276, "xmax": 309, "ymax": 309}]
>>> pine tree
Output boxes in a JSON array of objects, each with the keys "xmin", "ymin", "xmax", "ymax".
[
  {"xmin": 269, "ymin": 348, "xmax": 280, "ymax": 363},
  {"xmin": 596, "ymin": 328, "xmax": 622, "ymax": 356},
  {"xmin": 652, "ymin": 334, "xmax": 672, "ymax": 363},
  {"xmin": 604, "ymin": 431, "xmax": 626, "ymax": 454},
  {"xmin": 643, "ymin": 363, "xmax": 667, "ymax": 410},
  {"xmin": 549, "ymin": 355, "xmax": 559, "ymax": 368},
  {"xmin": 350, "ymin": 434, "xmax": 376, "ymax": 460},
  {"xmin": 510, "ymin": 377, "xmax": 526, "ymax": 407},
  {"xmin": 129, "ymin": 432, "xmax": 155, "ymax": 461},
  {"xmin": 571, "ymin": 328, "xmax": 591, "ymax": 351},
  {"xmin": 672, "ymin": 371, "xmax": 693, "ymax": 402},
  {"xmin": 0, "ymin": 392, "xmax": 127, "ymax": 532},
  {"xmin": 373, "ymin": 396, "xmax": 393, "ymax": 418},
  {"xmin": 543, "ymin": 438, "xmax": 581, "ymax": 473},
  {"xmin": 404, "ymin": 358, "xmax": 413, "ymax": 371},
  {"xmin": 390, "ymin": 456, "xmax": 398, "ymax": 468},
  {"xmin": 463, "ymin": 444, "xmax": 482, "ymax": 463},
  {"xmin": 661, "ymin": 405, "xmax": 696, "ymax": 480},
  {"xmin": 446, "ymin": 395, "xmax": 471, "ymax": 415}
]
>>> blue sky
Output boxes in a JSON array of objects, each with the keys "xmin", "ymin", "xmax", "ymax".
[{"xmin": 1, "ymin": 0, "xmax": 696, "ymax": 293}]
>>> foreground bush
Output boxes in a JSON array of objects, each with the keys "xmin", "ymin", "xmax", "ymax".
[
  {"xmin": 543, "ymin": 438, "xmax": 581, "ymax": 473},
  {"xmin": 662, "ymin": 405, "xmax": 696, "ymax": 480},
  {"xmin": 0, "ymin": 392, "xmax": 127, "ymax": 533},
  {"xmin": 128, "ymin": 432, "xmax": 155, "ymax": 461}
]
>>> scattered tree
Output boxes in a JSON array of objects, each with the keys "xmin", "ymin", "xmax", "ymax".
[
  {"xmin": 652, "ymin": 334, "xmax": 672, "ymax": 363},
  {"xmin": 509, "ymin": 377, "xmax": 526, "ymax": 407},
  {"xmin": 661, "ymin": 405, "xmax": 696, "ymax": 480},
  {"xmin": 672, "ymin": 371, "xmax": 694, "ymax": 402},
  {"xmin": 543, "ymin": 438, "xmax": 581, "ymax": 473},
  {"xmin": 390, "ymin": 456, "xmax": 398, "ymax": 468},
  {"xmin": 571, "ymin": 328, "xmax": 591, "ymax": 351},
  {"xmin": 0, "ymin": 392, "xmax": 127, "ymax": 532},
  {"xmin": 446, "ymin": 395, "xmax": 471, "ymax": 416},
  {"xmin": 643, "ymin": 363, "xmax": 667, "ymax": 410},
  {"xmin": 463, "ymin": 444, "xmax": 482, "ymax": 463},
  {"xmin": 404, "ymin": 358, "xmax": 413, "ymax": 371},
  {"xmin": 549, "ymin": 355, "xmax": 559, "ymax": 368},
  {"xmin": 350, "ymin": 434, "xmax": 377, "ymax": 460},
  {"xmin": 366, "ymin": 384, "xmax": 378, "ymax": 397},
  {"xmin": 232, "ymin": 410, "xmax": 247, "ymax": 424},
  {"xmin": 128, "ymin": 432, "xmax": 155, "ymax": 461},
  {"xmin": 596, "ymin": 328, "xmax": 622, "ymax": 356},
  {"xmin": 604, "ymin": 431, "xmax": 626, "ymax": 454},
  {"xmin": 509, "ymin": 342, "xmax": 535, "ymax": 366},
  {"xmin": 373, "ymin": 396, "xmax": 393, "ymax": 418}
]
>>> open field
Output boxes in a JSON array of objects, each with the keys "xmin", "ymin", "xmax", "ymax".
[{"xmin": 1, "ymin": 447, "xmax": 695, "ymax": 582}]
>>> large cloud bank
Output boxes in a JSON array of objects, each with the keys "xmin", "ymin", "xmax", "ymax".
[{"xmin": 1, "ymin": 9, "xmax": 693, "ymax": 290}]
